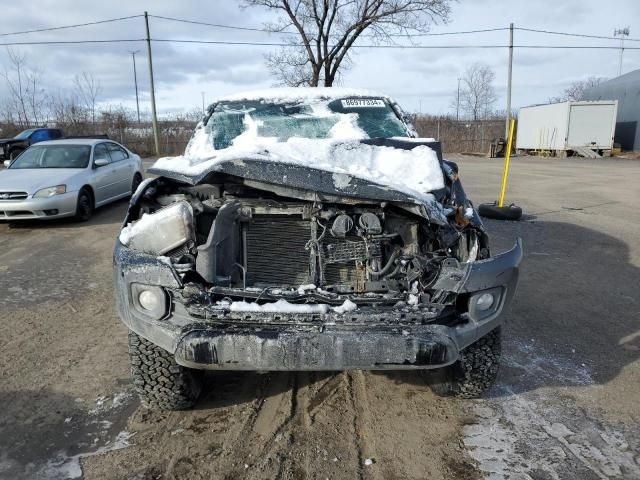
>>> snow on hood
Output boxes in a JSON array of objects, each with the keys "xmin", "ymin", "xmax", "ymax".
[{"xmin": 153, "ymin": 120, "xmax": 445, "ymax": 203}]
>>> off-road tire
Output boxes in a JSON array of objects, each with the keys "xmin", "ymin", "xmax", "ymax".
[
  {"xmin": 9, "ymin": 149, "xmax": 22, "ymax": 161},
  {"xmin": 427, "ymin": 327, "xmax": 501, "ymax": 398},
  {"xmin": 128, "ymin": 331, "xmax": 203, "ymax": 410},
  {"xmin": 73, "ymin": 188, "xmax": 93, "ymax": 222}
]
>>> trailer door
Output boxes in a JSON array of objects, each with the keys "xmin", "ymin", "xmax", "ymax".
[{"xmin": 567, "ymin": 103, "xmax": 616, "ymax": 149}]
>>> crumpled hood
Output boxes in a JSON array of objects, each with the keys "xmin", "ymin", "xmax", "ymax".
[
  {"xmin": 150, "ymin": 135, "xmax": 449, "ymax": 222},
  {"xmin": 0, "ymin": 168, "xmax": 82, "ymax": 195}
]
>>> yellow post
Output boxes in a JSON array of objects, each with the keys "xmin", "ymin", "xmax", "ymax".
[{"xmin": 498, "ymin": 118, "xmax": 515, "ymax": 207}]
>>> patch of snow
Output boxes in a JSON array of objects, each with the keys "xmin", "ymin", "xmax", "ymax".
[
  {"xmin": 407, "ymin": 294, "xmax": 419, "ymax": 306},
  {"xmin": 332, "ymin": 172, "xmax": 353, "ymax": 189},
  {"xmin": 332, "ymin": 299, "xmax": 358, "ymax": 314},
  {"xmin": 364, "ymin": 458, "xmax": 374, "ymax": 466},
  {"xmin": 297, "ymin": 284, "xmax": 317, "ymax": 295},
  {"xmin": 464, "ymin": 338, "xmax": 640, "ymax": 480},
  {"xmin": 229, "ymin": 299, "xmax": 329, "ymax": 314},
  {"xmin": 154, "ymin": 132, "xmax": 444, "ymax": 205},
  {"xmin": 218, "ymin": 87, "xmax": 389, "ymax": 104}
]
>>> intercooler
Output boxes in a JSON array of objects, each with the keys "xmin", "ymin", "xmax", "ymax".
[{"xmin": 244, "ymin": 216, "xmax": 377, "ymax": 288}]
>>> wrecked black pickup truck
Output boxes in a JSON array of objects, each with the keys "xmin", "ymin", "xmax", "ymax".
[{"xmin": 114, "ymin": 88, "xmax": 522, "ymax": 410}]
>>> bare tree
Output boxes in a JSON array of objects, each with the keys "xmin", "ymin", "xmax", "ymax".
[
  {"xmin": 549, "ymin": 76, "xmax": 607, "ymax": 103},
  {"xmin": 2, "ymin": 49, "xmax": 32, "ymax": 127},
  {"xmin": 458, "ymin": 62, "xmax": 497, "ymax": 121},
  {"xmin": 74, "ymin": 72, "xmax": 102, "ymax": 124},
  {"xmin": 245, "ymin": 0, "xmax": 452, "ymax": 87}
]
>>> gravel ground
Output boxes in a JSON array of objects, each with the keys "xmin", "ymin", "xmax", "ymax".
[{"xmin": 0, "ymin": 155, "xmax": 639, "ymax": 479}]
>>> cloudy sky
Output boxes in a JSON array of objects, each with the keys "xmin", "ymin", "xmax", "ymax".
[{"xmin": 1, "ymin": 0, "xmax": 639, "ymax": 118}]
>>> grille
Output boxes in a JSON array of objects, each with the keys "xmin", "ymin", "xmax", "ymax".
[
  {"xmin": 0, "ymin": 191, "xmax": 28, "ymax": 201},
  {"xmin": 245, "ymin": 217, "xmax": 311, "ymax": 286}
]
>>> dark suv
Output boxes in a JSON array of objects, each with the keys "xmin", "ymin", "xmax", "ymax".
[
  {"xmin": 0, "ymin": 128, "xmax": 64, "ymax": 161},
  {"xmin": 115, "ymin": 88, "xmax": 522, "ymax": 410}
]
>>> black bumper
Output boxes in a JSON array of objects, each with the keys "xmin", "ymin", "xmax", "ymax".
[
  {"xmin": 174, "ymin": 325, "xmax": 459, "ymax": 371},
  {"xmin": 114, "ymin": 239, "xmax": 522, "ymax": 371}
]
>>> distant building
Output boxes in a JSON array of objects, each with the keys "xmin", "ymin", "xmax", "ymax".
[{"xmin": 583, "ymin": 69, "xmax": 640, "ymax": 151}]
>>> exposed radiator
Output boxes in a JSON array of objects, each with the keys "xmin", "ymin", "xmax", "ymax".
[
  {"xmin": 245, "ymin": 216, "xmax": 311, "ymax": 286},
  {"xmin": 244, "ymin": 216, "xmax": 379, "ymax": 288}
]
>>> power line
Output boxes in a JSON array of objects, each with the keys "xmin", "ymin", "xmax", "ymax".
[
  {"xmin": 150, "ymin": 14, "xmax": 508, "ymax": 38},
  {"xmin": 0, "ymin": 15, "xmax": 143, "ymax": 37},
  {"xmin": 516, "ymin": 26, "xmax": 640, "ymax": 43},
  {"xmin": 1, "ymin": 37, "xmax": 640, "ymax": 49},
  {"xmin": 0, "ymin": 39, "xmax": 144, "ymax": 46},
  {"xmin": 152, "ymin": 38, "xmax": 640, "ymax": 49}
]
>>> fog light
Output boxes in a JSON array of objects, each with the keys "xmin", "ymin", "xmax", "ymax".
[
  {"xmin": 476, "ymin": 293, "xmax": 494, "ymax": 311},
  {"xmin": 139, "ymin": 290, "xmax": 161, "ymax": 311}
]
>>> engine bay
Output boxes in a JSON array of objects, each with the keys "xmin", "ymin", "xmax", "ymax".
[{"xmin": 119, "ymin": 168, "xmax": 489, "ymax": 322}]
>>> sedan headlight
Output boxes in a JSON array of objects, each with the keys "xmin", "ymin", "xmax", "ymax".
[{"xmin": 34, "ymin": 185, "xmax": 66, "ymax": 198}]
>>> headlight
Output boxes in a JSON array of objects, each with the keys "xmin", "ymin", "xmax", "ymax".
[{"xmin": 34, "ymin": 185, "xmax": 66, "ymax": 198}]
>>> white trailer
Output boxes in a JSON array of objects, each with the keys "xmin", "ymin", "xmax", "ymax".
[{"xmin": 516, "ymin": 100, "xmax": 618, "ymax": 157}]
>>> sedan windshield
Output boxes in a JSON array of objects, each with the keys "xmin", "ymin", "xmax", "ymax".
[
  {"xmin": 206, "ymin": 97, "xmax": 409, "ymax": 150},
  {"xmin": 13, "ymin": 129, "xmax": 37, "ymax": 140},
  {"xmin": 9, "ymin": 145, "xmax": 91, "ymax": 169}
]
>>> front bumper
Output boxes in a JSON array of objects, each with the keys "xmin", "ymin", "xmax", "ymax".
[
  {"xmin": 114, "ymin": 239, "xmax": 522, "ymax": 371},
  {"xmin": 0, "ymin": 191, "xmax": 78, "ymax": 220}
]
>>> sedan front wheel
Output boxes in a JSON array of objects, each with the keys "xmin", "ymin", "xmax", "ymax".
[{"xmin": 74, "ymin": 188, "xmax": 94, "ymax": 222}]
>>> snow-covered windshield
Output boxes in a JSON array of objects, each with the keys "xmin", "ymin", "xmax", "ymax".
[{"xmin": 206, "ymin": 97, "xmax": 409, "ymax": 149}]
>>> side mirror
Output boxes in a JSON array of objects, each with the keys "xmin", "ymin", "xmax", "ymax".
[
  {"xmin": 94, "ymin": 158, "xmax": 109, "ymax": 167},
  {"xmin": 3, "ymin": 160, "xmax": 11, "ymax": 168}
]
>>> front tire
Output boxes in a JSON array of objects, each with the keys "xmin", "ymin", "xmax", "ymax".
[
  {"xmin": 73, "ymin": 188, "xmax": 93, "ymax": 222},
  {"xmin": 427, "ymin": 327, "xmax": 501, "ymax": 398},
  {"xmin": 128, "ymin": 331, "xmax": 203, "ymax": 410}
]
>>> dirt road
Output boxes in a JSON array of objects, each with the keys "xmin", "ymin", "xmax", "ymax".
[{"xmin": 1, "ymin": 155, "xmax": 639, "ymax": 479}]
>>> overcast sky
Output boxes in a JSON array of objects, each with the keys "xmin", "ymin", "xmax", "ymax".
[{"xmin": 1, "ymin": 0, "xmax": 639, "ymax": 118}]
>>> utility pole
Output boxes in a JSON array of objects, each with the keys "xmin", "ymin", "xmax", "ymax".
[
  {"xmin": 144, "ymin": 11, "xmax": 160, "ymax": 156},
  {"xmin": 505, "ymin": 22, "xmax": 514, "ymax": 139},
  {"xmin": 129, "ymin": 50, "xmax": 141, "ymax": 123},
  {"xmin": 201, "ymin": 91, "xmax": 206, "ymax": 114},
  {"xmin": 456, "ymin": 77, "xmax": 461, "ymax": 121},
  {"xmin": 614, "ymin": 27, "xmax": 629, "ymax": 76}
]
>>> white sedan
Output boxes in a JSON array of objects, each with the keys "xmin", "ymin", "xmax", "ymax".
[{"xmin": 0, "ymin": 139, "xmax": 143, "ymax": 221}]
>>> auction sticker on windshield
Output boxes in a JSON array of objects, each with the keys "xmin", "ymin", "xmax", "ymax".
[{"xmin": 341, "ymin": 98, "xmax": 386, "ymax": 108}]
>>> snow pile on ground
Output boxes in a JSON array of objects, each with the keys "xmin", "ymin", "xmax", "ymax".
[{"xmin": 153, "ymin": 125, "xmax": 444, "ymax": 201}]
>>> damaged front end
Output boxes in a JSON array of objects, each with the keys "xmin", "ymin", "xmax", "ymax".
[{"xmin": 114, "ymin": 145, "xmax": 522, "ymax": 371}]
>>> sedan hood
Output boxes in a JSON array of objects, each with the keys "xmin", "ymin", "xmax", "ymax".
[{"xmin": 0, "ymin": 168, "xmax": 83, "ymax": 195}]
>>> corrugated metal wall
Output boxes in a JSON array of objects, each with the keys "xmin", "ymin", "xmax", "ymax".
[{"xmin": 583, "ymin": 69, "xmax": 640, "ymax": 151}]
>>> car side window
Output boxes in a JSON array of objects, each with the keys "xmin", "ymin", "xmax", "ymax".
[
  {"xmin": 94, "ymin": 144, "xmax": 111, "ymax": 165},
  {"xmin": 30, "ymin": 130, "xmax": 49, "ymax": 143},
  {"xmin": 49, "ymin": 129, "xmax": 63, "ymax": 140},
  {"xmin": 107, "ymin": 143, "xmax": 129, "ymax": 162}
]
